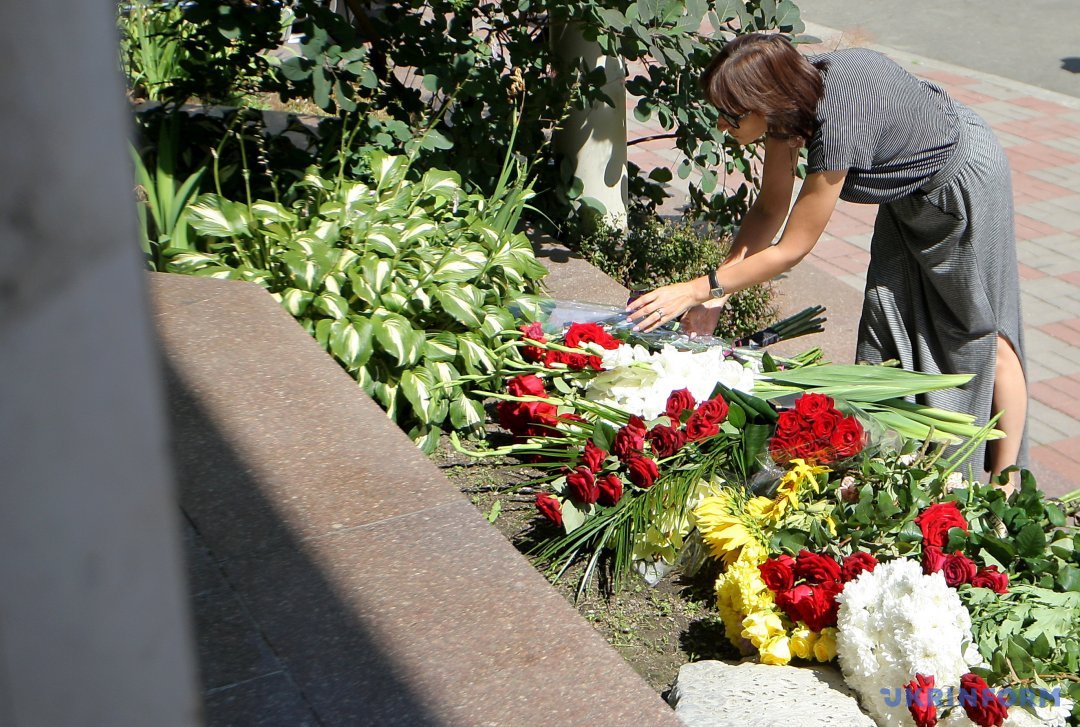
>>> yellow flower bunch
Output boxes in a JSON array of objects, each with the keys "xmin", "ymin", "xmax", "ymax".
[
  {"xmin": 789, "ymin": 624, "xmax": 839, "ymax": 663},
  {"xmin": 694, "ymin": 489, "xmax": 766, "ymax": 563},
  {"xmin": 713, "ymin": 542, "xmax": 793, "ymax": 665},
  {"xmin": 693, "ymin": 460, "xmax": 829, "ymax": 564},
  {"xmin": 761, "ymin": 458, "xmax": 830, "ymax": 521}
]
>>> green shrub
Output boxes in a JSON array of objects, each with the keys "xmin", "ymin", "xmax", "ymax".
[
  {"xmin": 119, "ymin": 1, "xmax": 812, "ymax": 232},
  {"xmin": 169, "ymin": 149, "xmax": 547, "ymax": 452},
  {"xmin": 574, "ymin": 212, "xmax": 778, "ymax": 340}
]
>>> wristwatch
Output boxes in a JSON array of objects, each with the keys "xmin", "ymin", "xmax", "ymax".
[{"xmin": 708, "ymin": 269, "xmax": 726, "ymax": 299}]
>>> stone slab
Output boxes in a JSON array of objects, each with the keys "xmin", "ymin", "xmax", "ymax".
[
  {"xmin": 152, "ymin": 273, "xmax": 464, "ymax": 560},
  {"xmin": 668, "ymin": 660, "xmax": 875, "ymax": 727},
  {"xmin": 220, "ymin": 500, "xmax": 682, "ymax": 726},
  {"xmin": 203, "ymin": 673, "xmax": 318, "ymax": 727},
  {"xmin": 531, "ymin": 233, "xmax": 631, "ymax": 307},
  {"xmin": 150, "ymin": 272, "xmax": 680, "ymax": 726}
]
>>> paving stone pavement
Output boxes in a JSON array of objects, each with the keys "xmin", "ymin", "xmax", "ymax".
[{"xmin": 624, "ymin": 26, "xmax": 1080, "ymax": 497}]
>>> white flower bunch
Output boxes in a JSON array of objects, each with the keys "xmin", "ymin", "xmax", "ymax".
[
  {"xmin": 588, "ymin": 344, "xmax": 756, "ymax": 419},
  {"xmin": 836, "ymin": 558, "xmax": 979, "ymax": 727}
]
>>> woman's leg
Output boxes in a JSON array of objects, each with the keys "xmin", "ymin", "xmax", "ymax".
[{"xmin": 988, "ymin": 334, "xmax": 1027, "ymax": 491}]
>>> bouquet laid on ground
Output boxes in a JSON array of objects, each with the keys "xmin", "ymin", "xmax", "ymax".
[
  {"xmin": 694, "ymin": 443, "xmax": 1080, "ymax": 726},
  {"xmin": 454, "ymin": 299, "xmax": 1006, "ymax": 594}
]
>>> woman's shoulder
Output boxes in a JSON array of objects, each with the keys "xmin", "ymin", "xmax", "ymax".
[{"xmin": 810, "ymin": 47, "xmax": 905, "ymax": 79}]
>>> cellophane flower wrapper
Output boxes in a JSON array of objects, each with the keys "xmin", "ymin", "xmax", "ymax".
[
  {"xmin": 514, "ymin": 297, "xmax": 747, "ymax": 355},
  {"xmin": 749, "ymin": 397, "xmax": 896, "ymax": 498}
]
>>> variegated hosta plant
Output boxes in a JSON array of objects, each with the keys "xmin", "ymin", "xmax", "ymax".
[{"xmin": 170, "ymin": 150, "xmax": 548, "ymax": 452}]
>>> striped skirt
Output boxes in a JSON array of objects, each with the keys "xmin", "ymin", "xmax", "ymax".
[{"xmin": 855, "ymin": 102, "xmax": 1028, "ymax": 475}]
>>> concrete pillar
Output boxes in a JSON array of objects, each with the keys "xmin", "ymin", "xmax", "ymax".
[
  {"xmin": 0, "ymin": 2, "xmax": 200, "ymax": 726},
  {"xmin": 552, "ymin": 22, "xmax": 629, "ymax": 231}
]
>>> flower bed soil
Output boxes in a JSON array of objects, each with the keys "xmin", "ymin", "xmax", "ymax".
[{"xmin": 432, "ymin": 435, "xmax": 741, "ymax": 694}]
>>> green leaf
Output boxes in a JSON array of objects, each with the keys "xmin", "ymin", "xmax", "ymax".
[
  {"xmin": 1016, "ymin": 522, "xmax": 1047, "ymax": 558},
  {"xmin": 329, "ymin": 317, "xmax": 372, "ymax": 368},
  {"xmin": 400, "ymin": 368, "xmax": 436, "ymax": 423},
  {"xmin": 313, "ymin": 292, "xmax": 349, "ymax": 320},
  {"xmin": 449, "ymin": 395, "xmax": 485, "ymax": 429},
  {"xmin": 435, "ymin": 285, "xmax": 484, "ymax": 328},
  {"xmin": 1059, "ymin": 565, "xmax": 1080, "ymax": 592},
  {"xmin": 187, "ymin": 195, "xmax": 251, "ymax": 237},
  {"xmin": 250, "ymin": 201, "xmax": 297, "ymax": 225},
  {"xmin": 456, "ymin": 333, "xmax": 496, "ymax": 374},
  {"xmin": 280, "ymin": 288, "xmax": 314, "ymax": 316},
  {"xmin": 593, "ymin": 421, "xmax": 616, "ymax": 452},
  {"xmin": 560, "ymin": 498, "xmax": 588, "ymax": 533},
  {"xmin": 432, "ymin": 250, "xmax": 486, "ymax": 283},
  {"xmin": 372, "ymin": 314, "xmax": 423, "ymax": 367},
  {"xmin": 424, "ymin": 332, "xmax": 458, "ymax": 362}
]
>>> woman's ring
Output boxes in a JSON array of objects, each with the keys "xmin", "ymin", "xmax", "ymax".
[{"xmin": 655, "ymin": 309, "xmax": 664, "ymax": 318}]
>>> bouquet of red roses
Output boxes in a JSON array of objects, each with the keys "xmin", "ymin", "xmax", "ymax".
[{"xmin": 767, "ymin": 392, "xmax": 866, "ymax": 466}]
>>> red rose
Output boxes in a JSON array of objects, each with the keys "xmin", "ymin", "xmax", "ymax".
[
  {"xmin": 768, "ymin": 434, "xmax": 799, "ymax": 463},
  {"xmin": 566, "ymin": 466, "xmax": 599, "ymax": 505},
  {"xmin": 625, "ymin": 455, "xmax": 659, "ymax": 488},
  {"xmin": 810, "ymin": 409, "xmax": 842, "ymax": 440},
  {"xmin": 561, "ymin": 351, "xmax": 592, "ymax": 370},
  {"xmin": 971, "ymin": 565, "xmax": 1009, "ymax": 594},
  {"xmin": 563, "ymin": 321, "xmax": 620, "ymax": 350},
  {"xmin": 779, "ymin": 581, "xmax": 842, "ymax": 631},
  {"xmin": 665, "ymin": 388, "xmax": 696, "ymax": 423},
  {"xmin": 498, "ymin": 400, "xmax": 559, "ymax": 438},
  {"xmin": 841, "ymin": 552, "xmax": 878, "ymax": 583},
  {"xmin": 506, "ymin": 373, "xmax": 547, "ymax": 398},
  {"xmin": 612, "ymin": 424, "xmax": 645, "ymax": 460},
  {"xmin": 922, "ymin": 546, "xmax": 948, "ymax": 576},
  {"xmin": 626, "ymin": 415, "xmax": 647, "ymax": 436},
  {"xmin": 915, "ymin": 502, "xmax": 969, "ymax": 550},
  {"xmin": 942, "ymin": 552, "xmax": 978, "ymax": 587},
  {"xmin": 520, "ymin": 400, "xmax": 560, "ymax": 437},
  {"xmin": 829, "ymin": 416, "xmax": 865, "ymax": 459},
  {"xmin": 596, "ymin": 473, "xmax": 624, "ymax": 506},
  {"xmin": 905, "ymin": 673, "xmax": 939, "ymax": 727},
  {"xmin": 580, "ymin": 440, "xmax": 608, "ymax": 472},
  {"xmin": 646, "ymin": 424, "xmax": 687, "ymax": 459},
  {"xmin": 960, "ymin": 673, "xmax": 1008, "ymax": 727},
  {"xmin": 794, "ymin": 550, "xmax": 842, "ymax": 586},
  {"xmin": 519, "ymin": 322, "xmax": 547, "ymax": 362},
  {"xmin": 794, "ymin": 392, "xmax": 836, "ymax": 420},
  {"xmin": 759, "ymin": 554, "xmax": 796, "ymax": 593},
  {"xmin": 535, "ymin": 493, "xmax": 562, "ymax": 527},
  {"xmin": 497, "ymin": 400, "xmax": 527, "ymax": 434},
  {"xmin": 685, "ymin": 410, "xmax": 720, "ymax": 441},
  {"xmin": 775, "ymin": 409, "xmax": 808, "ymax": 438},
  {"xmin": 695, "ymin": 396, "xmax": 730, "ymax": 425}
]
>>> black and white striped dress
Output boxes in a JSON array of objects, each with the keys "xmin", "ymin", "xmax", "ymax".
[{"xmin": 805, "ymin": 49, "xmax": 1028, "ymax": 474}]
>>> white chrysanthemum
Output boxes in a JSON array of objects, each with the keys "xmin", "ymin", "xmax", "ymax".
[
  {"xmin": 588, "ymin": 345, "xmax": 756, "ymax": 419},
  {"xmin": 836, "ymin": 559, "xmax": 976, "ymax": 727},
  {"xmin": 1033, "ymin": 695, "xmax": 1075, "ymax": 727}
]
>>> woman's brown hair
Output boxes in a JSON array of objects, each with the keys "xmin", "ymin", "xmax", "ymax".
[{"xmin": 700, "ymin": 33, "xmax": 825, "ymax": 141}]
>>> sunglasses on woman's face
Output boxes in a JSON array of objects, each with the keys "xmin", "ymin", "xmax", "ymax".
[{"xmin": 717, "ymin": 109, "xmax": 747, "ymax": 129}]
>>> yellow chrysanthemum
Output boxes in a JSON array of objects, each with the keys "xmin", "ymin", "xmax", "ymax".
[
  {"xmin": 694, "ymin": 491, "xmax": 763, "ymax": 561},
  {"xmin": 759, "ymin": 635, "xmax": 792, "ymax": 665},
  {"xmin": 813, "ymin": 627, "xmax": 838, "ymax": 662}
]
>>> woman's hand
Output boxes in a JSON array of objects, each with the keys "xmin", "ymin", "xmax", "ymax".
[
  {"xmin": 679, "ymin": 299, "xmax": 727, "ymax": 338},
  {"xmin": 625, "ymin": 279, "xmax": 707, "ymax": 333}
]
